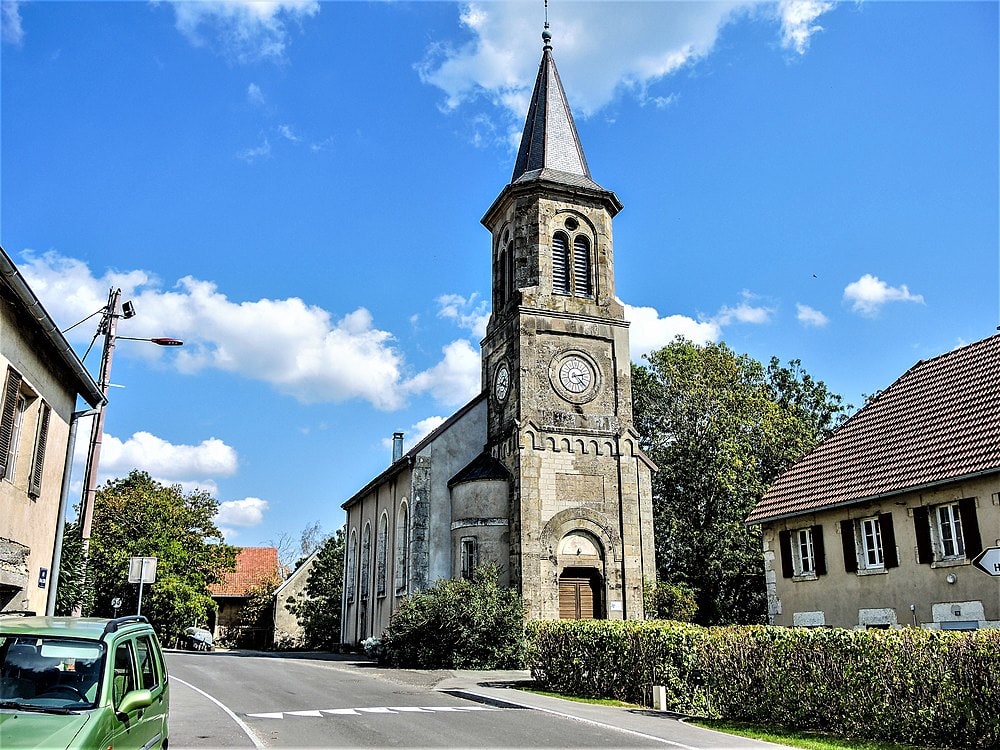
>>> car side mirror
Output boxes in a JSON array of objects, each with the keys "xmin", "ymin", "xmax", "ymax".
[{"xmin": 117, "ymin": 689, "xmax": 153, "ymax": 716}]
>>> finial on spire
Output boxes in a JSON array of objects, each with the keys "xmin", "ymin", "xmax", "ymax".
[{"xmin": 542, "ymin": 0, "xmax": 552, "ymax": 49}]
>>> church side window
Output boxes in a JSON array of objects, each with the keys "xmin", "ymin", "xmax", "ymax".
[
  {"xmin": 376, "ymin": 513, "xmax": 388, "ymax": 597},
  {"xmin": 346, "ymin": 529, "xmax": 358, "ymax": 603},
  {"xmin": 360, "ymin": 523, "xmax": 371, "ymax": 600},
  {"xmin": 552, "ymin": 232, "xmax": 570, "ymax": 295},
  {"xmin": 461, "ymin": 537, "xmax": 478, "ymax": 580},
  {"xmin": 395, "ymin": 501, "xmax": 409, "ymax": 595},
  {"xmin": 572, "ymin": 236, "xmax": 592, "ymax": 297}
]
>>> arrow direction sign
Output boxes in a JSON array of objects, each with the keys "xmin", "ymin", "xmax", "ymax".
[{"xmin": 971, "ymin": 546, "xmax": 1000, "ymax": 576}]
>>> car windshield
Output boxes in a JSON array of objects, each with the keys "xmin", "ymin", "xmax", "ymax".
[{"xmin": 0, "ymin": 635, "xmax": 106, "ymax": 710}]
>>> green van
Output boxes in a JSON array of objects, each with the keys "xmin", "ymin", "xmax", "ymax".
[{"xmin": 0, "ymin": 615, "xmax": 169, "ymax": 749}]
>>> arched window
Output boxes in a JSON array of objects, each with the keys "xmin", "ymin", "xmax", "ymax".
[
  {"xmin": 573, "ymin": 236, "xmax": 592, "ymax": 297},
  {"xmin": 552, "ymin": 231, "xmax": 570, "ymax": 295},
  {"xmin": 360, "ymin": 523, "xmax": 371, "ymax": 600},
  {"xmin": 395, "ymin": 501, "xmax": 409, "ymax": 595},
  {"xmin": 376, "ymin": 513, "xmax": 388, "ymax": 597},
  {"xmin": 497, "ymin": 228, "xmax": 514, "ymax": 305},
  {"xmin": 346, "ymin": 529, "xmax": 358, "ymax": 603}
]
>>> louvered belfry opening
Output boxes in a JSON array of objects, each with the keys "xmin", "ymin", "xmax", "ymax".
[
  {"xmin": 558, "ymin": 567, "xmax": 604, "ymax": 620},
  {"xmin": 552, "ymin": 231, "xmax": 570, "ymax": 294}
]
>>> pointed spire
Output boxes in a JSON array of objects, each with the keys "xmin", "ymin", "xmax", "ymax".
[{"xmin": 510, "ymin": 23, "xmax": 603, "ymax": 192}]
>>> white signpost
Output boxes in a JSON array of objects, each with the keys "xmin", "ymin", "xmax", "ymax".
[
  {"xmin": 127, "ymin": 557, "xmax": 157, "ymax": 616},
  {"xmin": 971, "ymin": 547, "xmax": 1000, "ymax": 577}
]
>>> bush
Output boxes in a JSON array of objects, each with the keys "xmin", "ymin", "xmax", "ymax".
[
  {"xmin": 382, "ymin": 564, "xmax": 527, "ymax": 669},
  {"xmin": 644, "ymin": 581, "xmax": 698, "ymax": 622},
  {"xmin": 529, "ymin": 620, "xmax": 1000, "ymax": 749}
]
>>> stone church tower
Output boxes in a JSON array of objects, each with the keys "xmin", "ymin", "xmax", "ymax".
[{"xmin": 479, "ymin": 26, "xmax": 656, "ymax": 620}]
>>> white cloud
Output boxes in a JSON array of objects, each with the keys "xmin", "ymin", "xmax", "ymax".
[
  {"xmin": 169, "ymin": 0, "xmax": 320, "ymax": 64},
  {"xmin": 405, "ymin": 339, "xmax": 482, "ymax": 408},
  {"xmin": 216, "ymin": 497, "xmax": 270, "ymax": 539},
  {"xmin": 237, "ymin": 139, "xmax": 271, "ymax": 162},
  {"xmin": 278, "ymin": 124, "xmax": 300, "ymax": 142},
  {"xmin": 796, "ymin": 303, "xmax": 829, "ymax": 327},
  {"xmin": 2, "ymin": 0, "xmax": 24, "ymax": 45},
  {"xmin": 625, "ymin": 304, "xmax": 721, "ymax": 360},
  {"xmin": 419, "ymin": 1, "xmax": 834, "ymax": 133},
  {"xmin": 99, "ymin": 431, "xmax": 238, "ymax": 481},
  {"xmin": 247, "ymin": 83, "xmax": 265, "ymax": 106},
  {"xmin": 778, "ymin": 0, "xmax": 834, "ymax": 54},
  {"xmin": 437, "ymin": 293, "xmax": 490, "ymax": 338},
  {"xmin": 381, "ymin": 416, "xmax": 448, "ymax": 453},
  {"xmin": 843, "ymin": 274, "xmax": 925, "ymax": 317},
  {"xmin": 714, "ymin": 301, "xmax": 774, "ymax": 326}
]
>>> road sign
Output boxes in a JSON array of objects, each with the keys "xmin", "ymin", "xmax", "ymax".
[
  {"xmin": 128, "ymin": 556, "xmax": 157, "ymax": 583},
  {"xmin": 971, "ymin": 546, "xmax": 1000, "ymax": 576}
]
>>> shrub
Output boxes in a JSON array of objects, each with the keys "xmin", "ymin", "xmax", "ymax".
[
  {"xmin": 382, "ymin": 564, "xmax": 527, "ymax": 669},
  {"xmin": 644, "ymin": 580, "xmax": 698, "ymax": 622},
  {"xmin": 529, "ymin": 620, "xmax": 1000, "ymax": 749}
]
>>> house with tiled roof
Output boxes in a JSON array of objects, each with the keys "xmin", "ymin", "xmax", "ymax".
[
  {"xmin": 747, "ymin": 333, "xmax": 1000, "ymax": 630},
  {"xmin": 209, "ymin": 547, "xmax": 282, "ymax": 647}
]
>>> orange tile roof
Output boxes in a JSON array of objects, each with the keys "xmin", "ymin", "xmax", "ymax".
[
  {"xmin": 209, "ymin": 547, "xmax": 281, "ymax": 597},
  {"xmin": 747, "ymin": 334, "xmax": 1000, "ymax": 524}
]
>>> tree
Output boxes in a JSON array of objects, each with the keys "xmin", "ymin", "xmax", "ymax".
[
  {"xmin": 83, "ymin": 470, "xmax": 236, "ymax": 642},
  {"xmin": 285, "ymin": 525, "xmax": 345, "ymax": 649},
  {"xmin": 55, "ymin": 519, "xmax": 90, "ymax": 615},
  {"xmin": 632, "ymin": 338, "xmax": 847, "ymax": 625}
]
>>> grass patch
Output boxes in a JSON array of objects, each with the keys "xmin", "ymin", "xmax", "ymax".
[
  {"xmin": 522, "ymin": 687, "xmax": 644, "ymax": 709},
  {"xmin": 689, "ymin": 719, "xmax": 928, "ymax": 750}
]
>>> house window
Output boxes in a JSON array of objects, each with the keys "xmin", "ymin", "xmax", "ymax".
[
  {"xmin": 936, "ymin": 504, "xmax": 964, "ymax": 559},
  {"xmin": 913, "ymin": 499, "xmax": 983, "ymax": 565},
  {"xmin": 840, "ymin": 513, "xmax": 898, "ymax": 574},
  {"xmin": 861, "ymin": 517, "xmax": 883, "ymax": 569},
  {"xmin": 2, "ymin": 393, "xmax": 27, "ymax": 482},
  {"xmin": 460, "ymin": 537, "xmax": 478, "ymax": 580},
  {"xmin": 778, "ymin": 525, "xmax": 826, "ymax": 579}
]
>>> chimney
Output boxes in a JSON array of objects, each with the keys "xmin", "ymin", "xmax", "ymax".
[{"xmin": 392, "ymin": 432, "xmax": 404, "ymax": 463}]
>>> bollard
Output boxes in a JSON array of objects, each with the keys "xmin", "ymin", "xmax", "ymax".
[{"xmin": 652, "ymin": 685, "xmax": 667, "ymax": 711}]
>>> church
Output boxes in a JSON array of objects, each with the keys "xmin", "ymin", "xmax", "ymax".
[{"xmin": 341, "ymin": 26, "xmax": 656, "ymax": 645}]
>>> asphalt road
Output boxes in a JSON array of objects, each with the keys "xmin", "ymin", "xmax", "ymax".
[{"xmin": 165, "ymin": 650, "xmax": 791, "ymax": 749}]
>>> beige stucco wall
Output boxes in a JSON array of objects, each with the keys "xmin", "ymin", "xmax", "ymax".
[
  {"xmin": 273, "ymin": 555, "xmax": 315, "ymax": 648},
  {"xmin": 1, "ymin": 298, "xmax": 80, "ymax": 615},
  {"xmin": 763, "ymin": 473, "xmax": 1000, "ymax": 629}
]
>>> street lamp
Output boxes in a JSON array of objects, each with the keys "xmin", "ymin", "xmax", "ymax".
[{"xmin": 72, "ymin": 287, "xmax": 183, "ymax": 616}]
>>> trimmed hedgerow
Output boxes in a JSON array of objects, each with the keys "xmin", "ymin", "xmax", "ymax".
[{"xmin": 528, "ymin": 620, "xmax": 1000, "ymax": 749}]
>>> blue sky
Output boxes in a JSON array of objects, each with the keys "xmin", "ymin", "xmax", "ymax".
[{"xmin": 2, "ymin": 1, "xmax": 996, "ymax": 560}]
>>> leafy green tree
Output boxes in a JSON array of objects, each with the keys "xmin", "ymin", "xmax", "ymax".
[
  {"xmin": 227, "ymin": 574, "xmax": 283, "ymax": 649},
  {"xmin": 633, "ymin": 338, "xmax": 847, "ymax": 625},
  {"xmin": 381, "ymin": 564, "xmax": 527, "ymax": 669},
  {"xmin": 55, "ymin": 519, "xmax": 90, "ymax": 615},
  {"xmin": 285, "ymin": 526, "xmax": 345, "ymax": 649},
  {"xmin": 83, "ymin": 470, "xmax": 236, "ymax": 642},
  {"xmin": 644, "ymin": 580, "xmax": 698, "ymax": 622}
]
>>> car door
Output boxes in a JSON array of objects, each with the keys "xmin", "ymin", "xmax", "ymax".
[
  {"xmin": 108, "ymin": 638, "xmax": 162, "ymax": 750},
  {"xmin": 133, "ymin": 634, "xmax": 168, "ymax": 747}
]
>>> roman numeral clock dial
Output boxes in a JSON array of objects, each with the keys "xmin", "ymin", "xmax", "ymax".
[{"xmin": 559, "ymin": 357, "xmax": 591, "ymax": 393}]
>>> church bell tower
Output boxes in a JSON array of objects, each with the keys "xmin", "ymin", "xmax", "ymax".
[{"xmin": 480, "ymin": 25, "xmax": 656, "ymax": 620}]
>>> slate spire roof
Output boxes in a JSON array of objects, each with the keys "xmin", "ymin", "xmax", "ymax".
[
  {"xmin": 747, "ymin": 333, "xmax": 1000, "ymax": 525},
  {"xmin": 510, "ymin": 25, "xmax": 604, "ymax": 193}
]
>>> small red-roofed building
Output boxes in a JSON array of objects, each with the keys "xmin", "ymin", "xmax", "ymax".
[
  {"xmin": 747, "ymin": 334, "xmax": 1000, "ymax": 630},
  {"xmin": 209, "ymin": 546, "xmax": 282, "ymax": 647}
]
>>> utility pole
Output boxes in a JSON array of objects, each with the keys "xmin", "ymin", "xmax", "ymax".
[{"xmin": 72, "ymin": 288, "xmax": 119, "ymax": 616}]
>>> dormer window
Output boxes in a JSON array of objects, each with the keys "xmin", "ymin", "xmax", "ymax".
[{"xmin": 552, "ymin": 221, "xmax": 593, "ymax": 298}]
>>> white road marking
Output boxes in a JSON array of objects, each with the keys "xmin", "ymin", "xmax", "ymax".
[
  {"xmin": 246, "ymin": 705, "xmax": 502, "ymax": 719},
  {"xmin": 170, "ymin": 675, "xmax": 266, "ymax": 749}
]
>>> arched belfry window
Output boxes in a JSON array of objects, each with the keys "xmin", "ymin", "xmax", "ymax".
[
  {"xmin": 552, "ymin": 231, "xmax": 571, "ymax": 295},
  {"xmin": 497, "ymin": 227, "xmax": 515, "ymax": 305},
  {"xmin": 573, "ymin": 236, "xmax": 592, "ymax": 297},
  {"xmin": 552, "ymin": 217, "xmax": 593, "ymax": 298}
]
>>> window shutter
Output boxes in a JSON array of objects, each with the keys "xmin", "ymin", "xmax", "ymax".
[
  {"xmin": 812, "ymin": 525, "xmax": 827, "ymax": 575},
  {"xmin": 28, "ymin": 402, "xmax": 51, "ymax": 498},
  {"xmin": 572, "ymin": 236, "xmax": 592, "ymax": 297},
  {"xmin": 840, "ymin": 519, "xmax": 858, "ymax": 573},
  {"xmin": 778, "ymin": 530, "xmax": 794, "ymax": 578},
  {"xmin": 958, "ymin": 498, "xmax": 983, "ymax": 558},
  {"xmin": 552, "ymin": 233, "xmax": 570, "ymax": 294},
  {"xmin": 880, "ymin": 513, "xmax": 899, "ymax": 568},
  {"xmin": 913, "ymin": 506, "xmax": 933, "ymax": 564},
  {"xmin": 0, "ymin": 368, "xmax": 23, "ymax": 480}
]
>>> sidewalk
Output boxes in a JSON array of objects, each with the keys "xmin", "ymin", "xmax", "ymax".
[{"xmin": 432, "ymin": 670, "xmax": 796, "ymax": 750}]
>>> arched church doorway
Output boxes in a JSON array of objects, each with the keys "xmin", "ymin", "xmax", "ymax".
[
  {"xmin": 558, "ymin": 567, "xmax": 604, "ymax": 619},
  {"xmin": 556, "ymin": 531, "xmax": 606, "ymax": 620}
]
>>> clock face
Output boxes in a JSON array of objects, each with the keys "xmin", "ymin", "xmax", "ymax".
[
  {"xmin": 494, "ymin": 364, "xmax": 510, "ymax": 401},
  {"xmin": 559, "ymin": 357, "xmax": 592, "ymax": 393}
]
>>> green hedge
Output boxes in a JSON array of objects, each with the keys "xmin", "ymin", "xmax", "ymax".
[{"xmin": 528, "ymin": 620, "xmax": 1000, "ymax": 749}]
